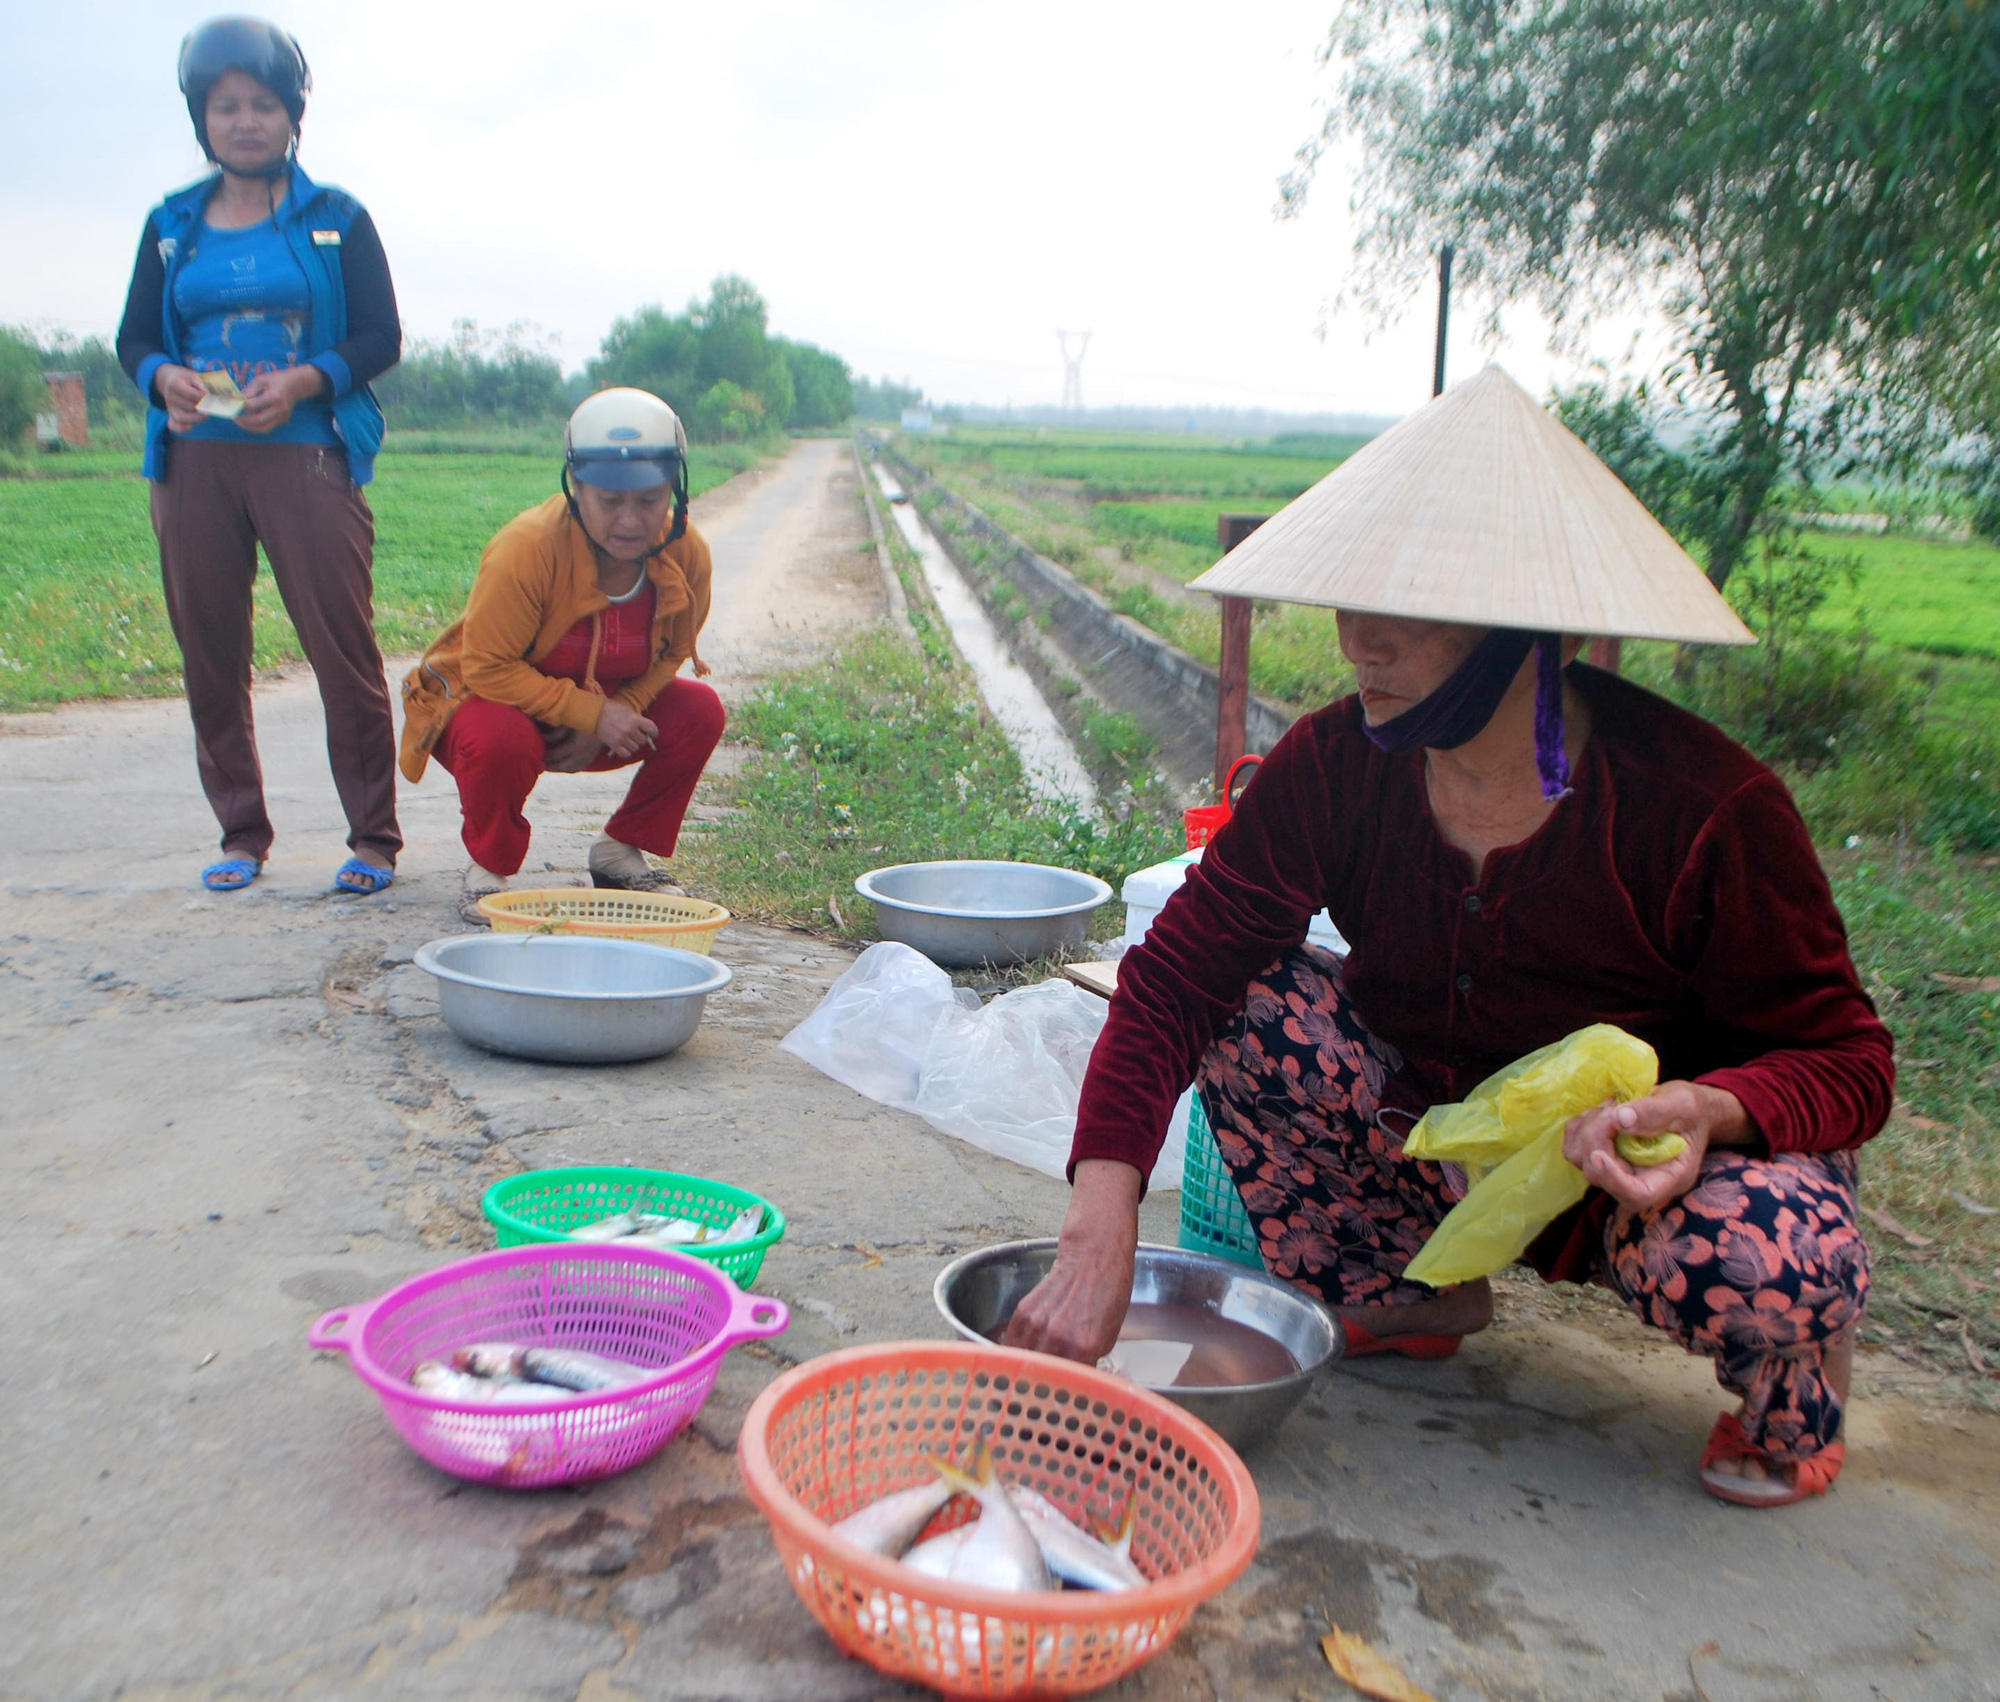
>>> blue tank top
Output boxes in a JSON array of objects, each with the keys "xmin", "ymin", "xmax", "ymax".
[{"xmin": 172, "ymin": 212, "xmax": 340, "ymax": 447}]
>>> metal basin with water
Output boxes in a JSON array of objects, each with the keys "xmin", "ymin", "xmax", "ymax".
[
  {"xmin": 854, "ymin": 860, "xmax": 1112, "ymax": 968},
  {"xmin": 933, "ymin": 1240, "xmax": 1342, "ymax": 1451},
  {"xmin": 415, "ymin": 934, "xmax": 732, "ymax": 1064}
]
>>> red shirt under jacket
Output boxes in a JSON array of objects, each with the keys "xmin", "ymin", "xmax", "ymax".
[
  {"xmin": 535, "ymin": 588, "xmax": 658, "ymax": 694},
  {"xmin": 1070, "ymin": 665, "xmax": 1895, "ymax": 1281}
]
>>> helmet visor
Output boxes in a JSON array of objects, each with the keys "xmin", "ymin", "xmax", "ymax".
[{"xmin": 568, "ymin": 447, "xmax": 681, "ymax": 491}]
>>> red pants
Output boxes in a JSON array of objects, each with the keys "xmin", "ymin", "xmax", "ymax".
[{"xmin": 431, "ymin": 678, "xmax": 725, "ymax": 876}]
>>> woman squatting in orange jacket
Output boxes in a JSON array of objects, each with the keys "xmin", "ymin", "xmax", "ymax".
[{"xmin": 399, "ymin": 390, "xmax": 724, "ymax": 916}]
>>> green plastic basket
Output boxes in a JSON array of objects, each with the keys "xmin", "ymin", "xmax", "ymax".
[
  {"xmin": 1176, "ymin": 1094, "xmax": 1264, "ymax": 1270},
  {"xmin": 481, "ymin": 1166, "xmax": 786, "ymax": 1288}
]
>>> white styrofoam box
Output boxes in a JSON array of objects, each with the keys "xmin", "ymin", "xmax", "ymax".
[{"xmin": 1120, "ymin": 847, "xmax": 1347, "ymax": 954}]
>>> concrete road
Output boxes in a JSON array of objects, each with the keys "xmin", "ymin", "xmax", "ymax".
[{"xmin": 3, "ymin": 442, "xmax": 1996, "ymax": 1702}]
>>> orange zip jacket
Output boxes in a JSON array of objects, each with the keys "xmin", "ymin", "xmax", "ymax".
[{"xmin": 398, "ymin": 494, "xmax": 712, "ymax": 783}]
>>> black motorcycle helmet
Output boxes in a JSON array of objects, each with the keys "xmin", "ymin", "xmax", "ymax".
[{"xmin": 178, "ymin": 17, "xmax": 311, "ymax": 162}]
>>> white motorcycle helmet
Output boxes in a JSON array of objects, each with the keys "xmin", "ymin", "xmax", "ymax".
[{"xmin": 563, "ymin": 388, "xmax": 691, "ymax": 543}]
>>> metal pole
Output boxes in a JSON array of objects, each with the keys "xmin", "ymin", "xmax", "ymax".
[{"xmin": 1433, "ymin": 244, "xmax": 1454, "ymax": 398}]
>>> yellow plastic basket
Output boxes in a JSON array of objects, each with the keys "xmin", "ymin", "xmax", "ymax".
[{"xmin": 476, "ymin": 888, "xmax": 732, "ymax": 954}]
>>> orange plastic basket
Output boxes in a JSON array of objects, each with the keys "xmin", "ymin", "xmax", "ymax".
[
  {"xmin": 737, "ymin": 1341, "xmax": 1260, "ymax": 1700},
  {"xmin": 475, "ymin": 888, "xmax": 731, "ymax": 954}
]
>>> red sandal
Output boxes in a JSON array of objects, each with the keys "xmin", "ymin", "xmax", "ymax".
[
  {"xmin": 1699, "ymin": 1412, "xmax": 1845, "ymax": 1507},
  {"xmin": 1340, "ymin": 1318, "xmax": 1463, "ymax": 1360}
]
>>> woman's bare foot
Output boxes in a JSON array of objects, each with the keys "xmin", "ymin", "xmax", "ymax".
[
  {"xmin": 1703, "ymin": 1327, "xmax": 1853, "ymax": 1494},
  {"xmin": 1334, "ymin": 1277, "xmax": 1494, "ymax": 1341}
]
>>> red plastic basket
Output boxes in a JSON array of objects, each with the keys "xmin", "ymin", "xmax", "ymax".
[
  {"xmin": 309, "ymin": 1243, "xmax": 788, "ymax": 1488},
  {"xmin": 737, "ymin": 1341, "xmax": 1260, "ymax": 1699},
  {"xmin": 1182, "ymin": 754, "xmax": 1261, "ymax": 850}
]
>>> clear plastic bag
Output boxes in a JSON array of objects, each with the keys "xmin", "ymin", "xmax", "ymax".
[{"xmin": 779, "ymin": 942, "xmax": 1184, "ymax": 1190}]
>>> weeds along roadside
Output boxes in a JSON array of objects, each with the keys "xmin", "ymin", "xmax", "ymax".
[{"xmin": 672, "ymin": 613, "xmax": 1179, "ymax": 944}]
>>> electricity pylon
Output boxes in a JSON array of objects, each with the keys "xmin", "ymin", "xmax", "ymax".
[{"xmin": 1056, "ymin": 330, "xmax": 1091, "ymax": 412}]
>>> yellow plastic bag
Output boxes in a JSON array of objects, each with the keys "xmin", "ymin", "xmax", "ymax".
[{"xmin": 1400, "ymin": 1024, "xmax": 1685, "ymax": 1287}]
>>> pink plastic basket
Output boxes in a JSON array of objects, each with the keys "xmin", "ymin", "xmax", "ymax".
[{"xmin": 309, "ymin": 1243, "xmax": 788, "ymax": 1488}]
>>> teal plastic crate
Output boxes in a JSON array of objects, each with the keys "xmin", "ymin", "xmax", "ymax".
[{"xmin": 1176, "ymin": 1093, "xmax": 1264, "ymax": 1269}]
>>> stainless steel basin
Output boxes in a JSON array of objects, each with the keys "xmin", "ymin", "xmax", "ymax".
[
  {"xmin": 933, "ymin": 1239, "xmax": 1342, "ymax": 1451},
  {"xmin": 414, "ymin": 934, "xmax": 731, "ymax": 1064},
  {"xmin": 854, "ymin": 860, "xmax": 1112, "ymax": 968}
]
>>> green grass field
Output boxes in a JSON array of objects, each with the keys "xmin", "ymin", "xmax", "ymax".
[
  {"xmin": 0, "ymin": 433, "xmax": 764, "ymax": 712},
  {"xmin": 1809, "ymin": 531, "xmax": 2000, "ymax": 661}
]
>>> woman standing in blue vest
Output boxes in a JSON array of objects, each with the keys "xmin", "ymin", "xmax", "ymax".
[{"xmin": 116, "ymin": 17, "xmax": 402, "ymax": 894}]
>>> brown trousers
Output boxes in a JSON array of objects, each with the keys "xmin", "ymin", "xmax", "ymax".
[{"xmin": 150, "ymin": 440, "xmax": 401, "ymax": 867}]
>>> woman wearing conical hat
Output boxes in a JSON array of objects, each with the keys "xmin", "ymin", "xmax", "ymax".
[{"xmin": 1005, "ymin": 369, "xmax": 1892, "ymax": 1509}]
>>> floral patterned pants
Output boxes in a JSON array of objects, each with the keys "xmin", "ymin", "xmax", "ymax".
[{"xmin": 1195, "ymin": 946, "xmax": 1870, "ymax": 1462}]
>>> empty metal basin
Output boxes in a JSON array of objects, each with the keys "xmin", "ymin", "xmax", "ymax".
[
  {"xmin": 854, "ymin": 860, "xmax": 1112, "ymax": 967},
  {"xmin": 414, "ymin": 934, "xmax": 732, "ymax": 1064}
]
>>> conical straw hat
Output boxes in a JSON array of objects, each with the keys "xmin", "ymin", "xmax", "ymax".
[{"xmin": 1189, "ymin": 366, "xmax": 1754, "ymax": 645}]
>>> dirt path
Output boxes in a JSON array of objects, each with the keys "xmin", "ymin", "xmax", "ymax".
[{"xmin": 3, "ymin": 445, "xmax": 1999, "ymax": 1701}]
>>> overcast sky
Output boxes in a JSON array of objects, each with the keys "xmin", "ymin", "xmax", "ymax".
[{"xmin": 0, "ymin": 1, "xmax": 1661, "ymax": 418}]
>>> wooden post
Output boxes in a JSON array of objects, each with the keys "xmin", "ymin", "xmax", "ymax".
[
  {"xmin": 1587, "ymin": 637, "xmax": 1623, "ymax": 674},
  {"xmin": 1214, "ymin": 514, "xmax": 1268, "ymax": 792}
]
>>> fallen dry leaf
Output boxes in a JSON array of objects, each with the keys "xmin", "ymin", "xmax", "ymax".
[
  {"xmin": 1860, "ymin": 1203, "xmax": 1935, "ymax": 1249},
  {"xmin": 1320, "ymin": 1628, "xmax": 1438, "ymax": 1702},
  {"xmin": 1689, "ymin": 1640, "xmax": 1721, "ymax": 1702},
  {"xmin": 1952, "ymin": 1190, "xmax": 1999, "ymax": 1218},
  {"xmin": 1928, "ymin": 973, "xmax": 2000, "ymax": 993}
]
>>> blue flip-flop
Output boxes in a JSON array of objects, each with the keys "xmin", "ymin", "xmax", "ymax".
[
  {"xmin": 201, "ymin": 857, "xmax": 262, "ymax": 892},
  {"xmin": 332, "ymin": 857, "xmax": 395, "ymax": 896}
]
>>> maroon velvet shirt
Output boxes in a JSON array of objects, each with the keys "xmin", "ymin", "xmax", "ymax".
[{"xmin": 1070, "ymin": 666, "xmax": 1894, "ymax": 1280}]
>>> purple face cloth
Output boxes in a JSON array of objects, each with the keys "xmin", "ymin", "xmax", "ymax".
[{"xmin": 1361, "ymin": 626, "xmax": 1573, "ymax": 800}]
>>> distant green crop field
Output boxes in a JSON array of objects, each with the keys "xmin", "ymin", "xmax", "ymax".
[
  {"xmin": 1807, "ymin": 530, "xmax": 2000, "ymax": 661},
  {"xmin": 929, "ymin": 428, "xmax": 1361, "ymax": 503},
  {"xmin": 0, "ymin": 435, "xmax": 762, "ymax": 711}
]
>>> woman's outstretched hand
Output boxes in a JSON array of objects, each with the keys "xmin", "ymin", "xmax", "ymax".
[
  {"xmin": 595, "ymin": 698, "xmax": 658, "ymax": 760},
  {"xmin": 1000, "ymin": 1160, "xmax": 1142, "ymax": 1365},
  {"xmin": 1562, "ymin": 1080, "xmax": 1751, "ymax": 1214}
]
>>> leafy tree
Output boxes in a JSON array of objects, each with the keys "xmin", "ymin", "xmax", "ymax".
[
  {"xmin": 1292, "ymin": 0, "xmax": 2000, "ymax": 590},
  {"xmin": 852, "ymin": 376, "xmax": 924, "ymax": 423},
  {"xmin": 588, "ymin": 304, "xmax": 704, "ymax": 418},
  {"xmin": 693, "ymin": 274, "xmax": 793, "ymax": 428},
  {"xmin": 373, "ymin": 320, "xmax": 568, "ymax": 427},
  {"xmin": 777, "ymin": 338, "xmax": 854, "ymax": 429},
  {"xmin": 0, "ymin": 328, "xmax": 44, "ymax": 445},
  {"xmin": 692, "ymin": 379, "xmax": 766, "ymax": 444}
]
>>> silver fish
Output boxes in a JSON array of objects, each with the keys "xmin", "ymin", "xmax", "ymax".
[
  {"xmin": 900, "ymin": 1524, "xmax": 973, "ymax": 1578},
  {"xmin": 518, "ymin": 1346, "xmax": 651, "ymax": 1391},
  {"xmin": 707, "ymin": 1205, "xmax": 767, "ymax": 1246},
  {"xmin": 1009, "ymin": 1487, "xmax": 1144, "ymax": 1592},
  {"xmin": 931, "ymin": 1446, "xmax": 1051, "ymax": 1592},
  {"xmin": 410, "ymin": 1360, "xmax": 569, "ymax": 1405},
  {"xmin": 830, "ymin": 1472, "xmax": 956, "ymax": 1557},
  {"xmin": 568, "ymin": 1211, "xmax": 646, "ymax": 1242},
  {"xmin": 449, "ymin": 1342, "xmax": 529, "ymax": 1379}
]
